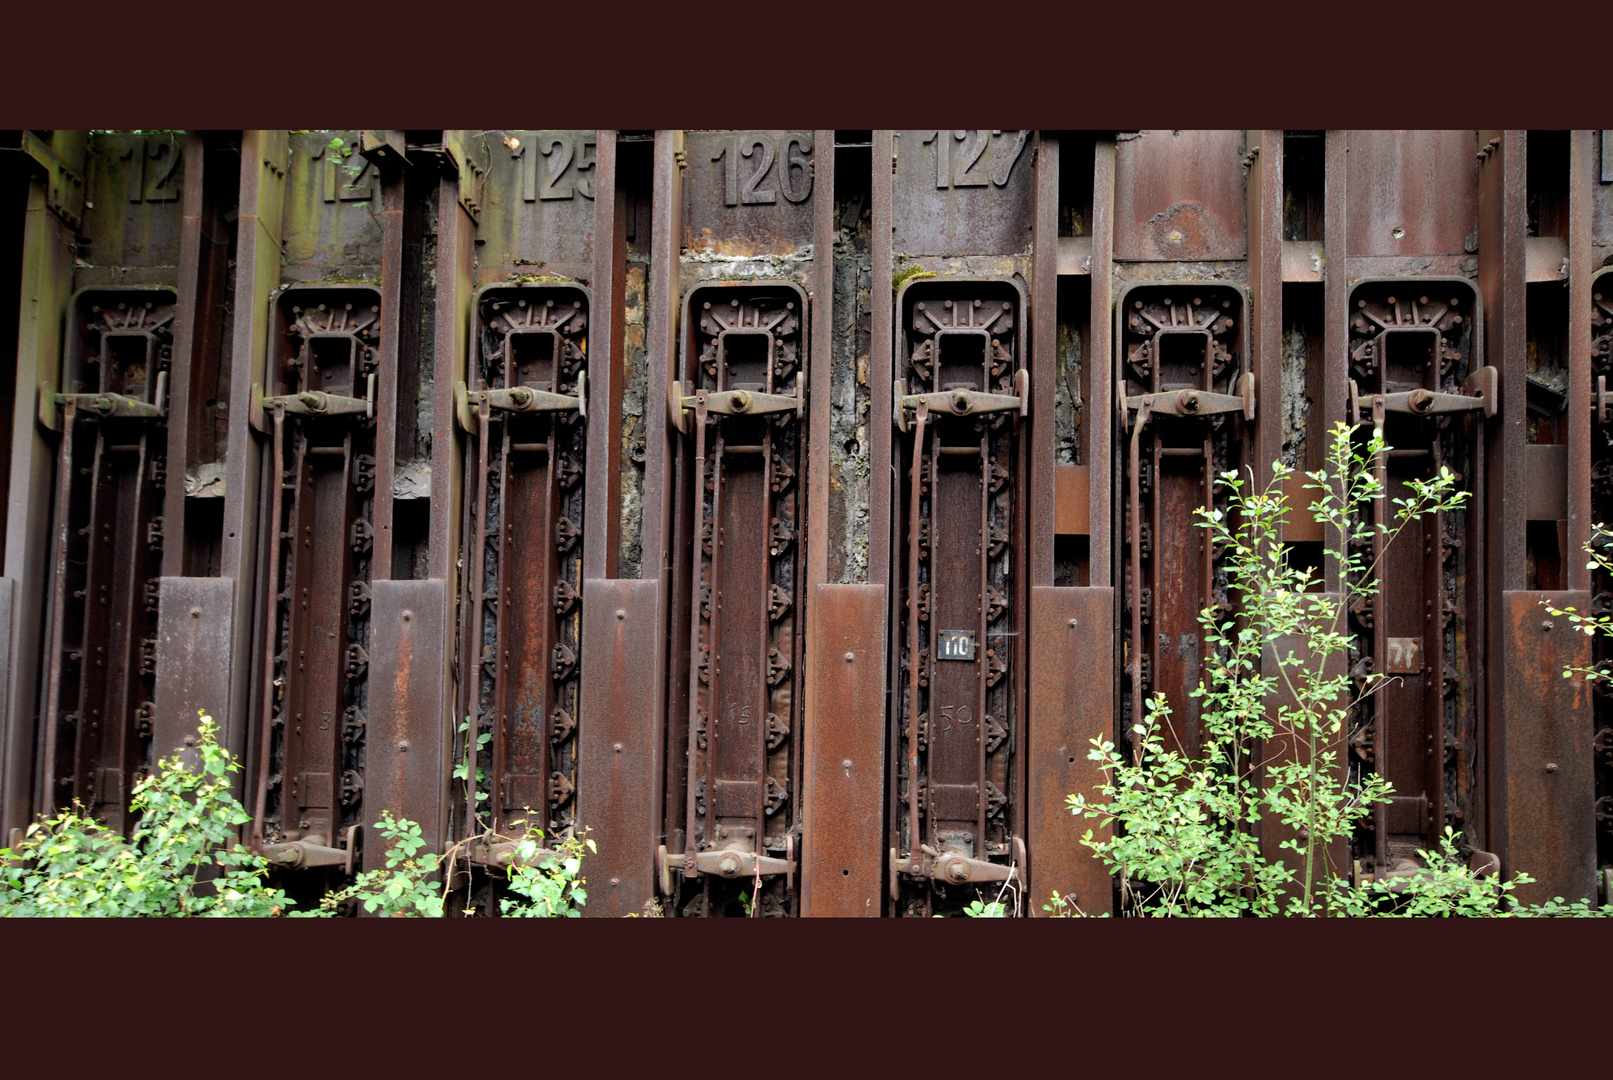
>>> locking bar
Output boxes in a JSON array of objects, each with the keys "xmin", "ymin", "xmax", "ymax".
[
  {"xmin": 252, "ymin": 372, "xmax": 376, "ymax": 429},
  {"xmin": 262, "ymin": 825, "xmax": 361, "ymax": 874},
  {"xmin": 889, "ymin": 836, "xmax": 1024, "ymax": 894},
  {"xmin": 656, "ymin": 836, "xmax": 796, "ymax": 895},
  {"xmin": 1123, "ymin": 371, "xmax": 1255, "ymax": 423},
  {"xmin": 39, "ymin": 372, "xmax": 169, "ymax": 429},
  {"xmin": 1349, "ymin": 365, "xmax": 1497, "ymax": 424},
  {"xmin": 894, "ymin": 367, "xmax": 1028, "ymax": 432},
  {"xmin": 672, "ymin": 370, "xmax": 803, "ymax": 423},
  {"xmin": 453, "ymin": 371, "xmax": 587, "ymax": 431}
]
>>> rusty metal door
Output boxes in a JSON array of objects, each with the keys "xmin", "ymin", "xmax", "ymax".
[{"xmin": 38, "ymin": 287, "xmax": 174, "ymax": 832}]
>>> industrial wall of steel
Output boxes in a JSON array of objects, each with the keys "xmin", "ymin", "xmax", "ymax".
[{"xmin": 0, "ymin": 129, "xmax": 1607, "ymax": 915}]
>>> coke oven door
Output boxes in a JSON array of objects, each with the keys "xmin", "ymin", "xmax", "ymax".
[{"xmin": 890, "ymin": 276, "xmax": 1028, "ymax": 917}]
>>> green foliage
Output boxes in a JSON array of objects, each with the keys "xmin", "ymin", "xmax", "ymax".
[
  {"xmin": 1067, "ymin": 423, "xmax": 1473, "ymax": 916},
  {"xmin": 319, "ymin": 813, "xmax": 444, "ymax": 917},
  {"xmin": 0, "ymin": 714, "xmax": 291, "ymax": 917},
  {"xmin": 1545, "ymin": 524, "xmax": 1613, "ymax": 683},
  {"xmin": 499, "ymin": 821, "xmax": 594, "ymax": 918}
]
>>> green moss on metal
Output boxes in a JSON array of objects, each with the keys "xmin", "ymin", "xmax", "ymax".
[{"xmin": 892, "ymin": 263, "xmax": 937, "ymax": 293}]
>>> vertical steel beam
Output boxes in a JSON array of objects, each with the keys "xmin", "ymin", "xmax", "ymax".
[
  {"xmin": 159, "ymin": 137, "xmax": 208, "ymax": 580},
  {"xmin": 1088, "ymin": 138, "xmax": 1114, "ymax": 589},
  {"xmin": 800, "ymin": 583, "xmax": 886, "ymax": 916},
  {"xmin": 369, "ymin": 166, "xmax": 405, "ymax": 578},
  {"xmin": 1247, "ymin": 130, "xmax": 1283, "ymax": 490},
  {"xmin": 805, "ymin": 132, "xmax": 836, "ymax": 593},
  {"xmin": 3, "ymin": 131, "xmax": 86, "ymax": 832},
  {"xmin": 1568, "ymin": 131, "xmax": 1594, "ymax": 593},
  {"xmin": 1478, "ymin": 130, "xmax": 1528, "ymax": 863},
  {"xmin": 584, "ymin": 133, "xmax": 624, "ymax": 582},
  {"xmin": 642, "ymin": 131, "xmax": 681, "ymax": 589},
  {"xmin": 223, "ymin": 131, "xmax": 286, "ymax": 773},
  {"xmin": 1030, "ymin": 135, "xmax": 1058, "ymax": 587},
  {"xmin": 1321, "ymin": 131, "xmax": 1348, "ymax": 593},
  {"xmin": 578, "ymin": 578, "xmax": 661, "ymax": 915},
  {"xmin": 869, "ymin": 131, "xmax": 894, "ymax": 585},
  {"xmin": 1027, "ymin": 585, "xmax": 1113, "ymax": 916}
]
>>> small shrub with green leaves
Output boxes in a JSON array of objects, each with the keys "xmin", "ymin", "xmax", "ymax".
[
  {"xmin": 0, "ymin": 714, "xmax": 291, "ymax": 917},
  {"xmin": 320, "ymin": 813, "xmax": 445, "ymax": 917},
  {"xmin": 499, "ymin": 821, "xmax": 594, "ymax": 918},
  {"xmin": 1066, "ymin": 423, "xmax": 1609, "ymax": 917}
]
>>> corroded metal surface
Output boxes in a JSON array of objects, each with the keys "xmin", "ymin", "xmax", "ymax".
[
  {"xmin": 801, "ymin": 583, "xmax": 886, "ymax": 917},
  {"xmin": 0, "ymin": 129, "xmax": 1608, "ymax": 915}
]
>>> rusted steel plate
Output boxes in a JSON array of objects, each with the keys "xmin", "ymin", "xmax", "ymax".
[
  {"xmin": 801, "ymin": 583, "xmax": 886, "ymax": 917},
  {"xmin": 1053, "ymin": 464, "xmax": 1090, "ymax": 536},
  {"xmin": 279, "ymin": 131, "xmax": 383, "ymax": 283},
  {"xmin": 1498, "ymin": 590, "xmax": 1594, "ymax": 905},
  {"xmin": 891, "ymin": 130, "xmax": 1033, "ymax": 256},
  {"xmin": 365, "ymin": 579, "xmax": 449, "ymax": 869},
  {"xmin": 1258, "ymin": 614, "xmax": 1347, "ymax": 905},
  {"xmin": 1113, "ymin": 130, "xmax": 1247, "ymax": 262},
  {"xmin": 1281, "ymin": 474, "xmax": 1324, "ymax": 542},
  {"xmin": 475, "ymin": 129, "xmax": 598, "ymax": 283},
  {"xmin": 1281, "ymin": 241, "xmax": 1325, "ymax": 283},
  {"xmin": 576, "ymin": 578, "xmax": 661, "ymax": 917},
  {"xmin": 682, "ymin": 130, "xmax": 817, "ymax": 253},
  {"xmin": 152, "ymin": 576, "xmax": 235, "ymax": 762},
  {"xmin": 1345, "ymin": 130, "xmax": 1477, "ymax": 257},
  {"xmin": 1056, "ymin": 236, "xmax": 1092, "ymax": 276},
  {"xmin": 70, "ymin": 133, "xmax": 183, "ymax": 287},
  {"xmin": 1027, "ymin": 586, "xmax": 1113, "ymax": 917},
  {"xmin": 1525, "ymin": 443, "xmax": 1568, "ymax": 522}
]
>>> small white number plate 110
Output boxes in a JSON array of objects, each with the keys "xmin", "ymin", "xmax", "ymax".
[{"xmin": 937, "ymin": 630, "xmax": 975, "ymax": 661}]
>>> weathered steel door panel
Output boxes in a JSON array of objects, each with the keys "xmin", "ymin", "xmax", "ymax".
[
  {"xmin": 39, "ymin": 286, "xmax": 174, "ymax": 832},
  {"xmin": 251, "ymin": 284, "xmax": 381, "ymax": 867},
  {"xmin": 666, "ymin": 279, "xmax": 807, "ymax": 917},
  {"xmin": 365, "ymin": 579, "xmax": 450, "ymax": 864},
  {"xmin": 890, "ymin": 276, "xmax": 1028, "ymax": 915},
  {"xmin": 152, "ymin": 576, "xmax": 235, "ymax": 761},
  {"xmin": 1114, "ymin": 130, "xmax": 1248, "ymax": 262},
  {"xmin": 1027, "ymin": 585, "xmax": 1113, "ymax": 916},
  {"xmin": 800, "ymin": 583, "xmax": 886, "ymax": 917},
  {"xmin": 1117, "ymin": 282, "xmax": 1251, "ymax": 760},
  {"xmin": 576, "ymin": 577, "xmax": 660, "ymax": 917},
  {"xmin": 457, "ymin": 283, "xmax": 590, "ymax": 847},
  {"xmin": 1497, "ymin": 590, "xmax": 1594, "ymax": 904},
  {"xmin": 890, "ymin": 130, "xmax": 1033, "ymax": 256}
]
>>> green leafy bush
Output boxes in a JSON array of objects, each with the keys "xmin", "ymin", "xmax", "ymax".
[
  {"xmin": 1065, "ymin": 423, "xmax": 1606, "ymax": 917},
  {"xmin": 0, "ymin": 714, "xmax": 291, "ymax": 917}
]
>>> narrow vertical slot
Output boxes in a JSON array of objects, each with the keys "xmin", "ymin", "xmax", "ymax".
[
  {"xmin": 1282, "ymin": 131, "xmax": 1325, "ymax": 242},
  {"xmin": 181, "ymin": 132, "xmax": 241, "ymax": 572},
  {"xmin": 1527, "ymin": 130, "xmax": 1569, "ymax": 238}
]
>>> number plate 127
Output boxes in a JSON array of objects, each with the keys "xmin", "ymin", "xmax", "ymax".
[{"xmin": 937, "ymin": 630, "xmax": 975, "ymax": 661}]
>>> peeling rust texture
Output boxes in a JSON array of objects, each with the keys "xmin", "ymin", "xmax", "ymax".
[
  {"xmin": 1114, "ymin": 131, "xmax": 1247, "ymax": 262},
  {"xmin": 152, "ymin": 577, "xmax": 235, "ymax": 767},
  {"xmin": 1345, "ymin": 130, "xmax": 1478, "ymax": 258},
  {"xmin": 1498, "ymin": 590, "xmax": 1595, "ymax": 905},
  {"xmin": 892, "ymin": 130, "xmax": 1034, "ymax": 256},
  {"xmin": 577, "ymin": 578, "xmax": 661, "ymax": 917},
  {"xmin": 802, "ymin": 583, "xmax": 886, "ymax": 916},
  {"xmin": 365, "ymin": 580, "xmax": 449, "ymax": 867},
  {"xmin": 1027, "ymin": 586, "xmax": 1113, "ymax": 917},
  {"xmin": 682, "ymin": 131, "xmax": 817, "ymax": 255}
]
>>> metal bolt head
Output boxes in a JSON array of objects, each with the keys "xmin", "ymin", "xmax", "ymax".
[
  {"xmin": 613, "ymin": 742, "xmax": 623, "ymax": 753},
  {"xmin": 616, "ymin": 608, "xmax": 626, "ymax": 620},
  {"xmin": 1543, "ymin": 620, "xmax": 1555, "ymax": 632},
  {"xmin": 398, "ymin": 740, "xmax": 409, "ymax": 752},
  {"xmin": 947, "ymin": 860, "xmax": 970, "ymax": 883},
  {"xmin": 718, "ymin": 854, "xmax": 741, "ymax": 877},
  {"xmin": 1545, "ymin": 762, "xmax": 1559, "ymax": 772},
  {"xmin": 845, "ymin": 651, "xmax": 855, "ymax": 662}
]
